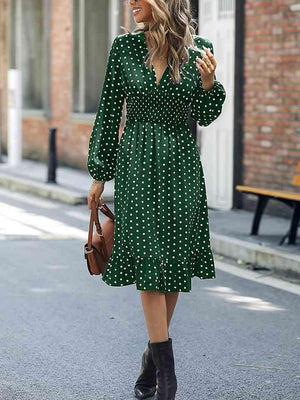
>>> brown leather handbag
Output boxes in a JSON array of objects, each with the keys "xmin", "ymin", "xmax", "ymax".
[{"xmin": 84, "ymin": 194, "xmax": 115, "ymax": 275}]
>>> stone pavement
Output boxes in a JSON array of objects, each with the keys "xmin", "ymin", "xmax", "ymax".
[{"xmin": 0, "ymin": 156, "xmax": 299, "ymax": 279}]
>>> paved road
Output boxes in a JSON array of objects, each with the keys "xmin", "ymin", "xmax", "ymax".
[{"xmin": 0, "ymin": 187, "xmax": 299, "ymax": 400}]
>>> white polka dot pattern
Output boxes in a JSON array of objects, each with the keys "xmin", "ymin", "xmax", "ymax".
[
  {"xmin": 87, "ymin": 31, "xmax": 226, "ymax": 293},
  {"xmin": 190, "ymin": 41, "xmax": 226, "ymax": 126},
  {"xmin": 87, "ymin": 36, "xmax": 126, "ymax": 182}
]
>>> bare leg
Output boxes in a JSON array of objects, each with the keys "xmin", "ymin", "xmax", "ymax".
[
  {"xmin": 136, "ymin": 290, "xmax": 179, "ymax": 398},
  {"xmin": 140, "ymin": 290, "xmax": 180, "ymax": 343},
  {"xmin": 140, "ymin": 290, "xmax": 168, "ymax": 343},
  {"xmin": 165, "ymin": 292, "xmax": 180, "ymax": 330}
]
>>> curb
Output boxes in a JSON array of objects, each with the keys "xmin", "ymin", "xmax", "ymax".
[
  {"xmin": 211, "ymin": 232, "xmax": 300, "ymax": 278},
  {"xmin": 0, "ymin": 171, "xmax": 115, "ymax": 205},
  {"xmin": 0, "ymin": 172, "xmax": 87, "ymax": 205}
]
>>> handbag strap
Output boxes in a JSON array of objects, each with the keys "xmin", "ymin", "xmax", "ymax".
[
  {"xmin": 87, "ymin": 195, "xmax": 112, "ymax": 260},
  {"xmin": 98, "ymin": 202, "xmax": 115, "ymax": 221},
  {"xmin": 87, "ymin": 199, "xmax": 98, "ymax": 249}
]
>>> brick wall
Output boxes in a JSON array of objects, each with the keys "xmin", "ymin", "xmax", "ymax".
[
  {"xmin": 243, "ymin": 0, "xmax": 300, "ymax": 199},
  {"xmin": 2, "ymin": 0, "xmax": 126, "ymax": 170},
  {"xmin": 22, "ymin": 0, "xmax": 91, "ymax": 169},
  {"xmin": 20, "ymin": 0, "xmax": 72, "ymax": 163}
]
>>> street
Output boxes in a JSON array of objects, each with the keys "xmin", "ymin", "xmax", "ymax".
[{"xmin": 0, "ymin": 187, "xmax": 299, "ymax": 400}]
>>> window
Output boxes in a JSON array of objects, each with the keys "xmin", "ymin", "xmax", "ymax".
[
  {"xmin": 73, "ymin": 0, "xmax": 123, "ymax": 114},
  {"xmin": 10, "ymin": 0, "xmax": 49, "ymax": 111}
]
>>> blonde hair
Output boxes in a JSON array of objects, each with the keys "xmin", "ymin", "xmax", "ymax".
[{"xmin": 122, "ymin": 0, "xmax": 201, "ymax": 84}]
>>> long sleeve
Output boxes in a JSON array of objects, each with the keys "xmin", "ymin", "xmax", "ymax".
[
  {"xmin": 190, "ymin": 39, "xmax": 226, "ymax": 127},
  {"xmin": 87, "ymin": 36, "xmax": 126, "ymax": 182}
]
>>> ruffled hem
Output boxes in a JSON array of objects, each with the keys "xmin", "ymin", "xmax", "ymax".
[{"xmin": 101, "ymin": 250, "xmax": 216, "ymax": 293}]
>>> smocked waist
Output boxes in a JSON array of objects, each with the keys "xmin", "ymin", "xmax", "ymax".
[{"xmin": 125, "ymin": 117, "xmax": 189, "ymax": 129}]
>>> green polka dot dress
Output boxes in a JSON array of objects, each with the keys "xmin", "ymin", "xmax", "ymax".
[{"xmin": 87, "ymin": 30, "xmax": 226, "ymax": 293}]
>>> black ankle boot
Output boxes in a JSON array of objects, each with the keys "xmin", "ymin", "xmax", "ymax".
[
  {"xmin": 134, "ymin": 340, "xmax": 157, "ymax": 399},
  {"xmin": 150, "ymin": 338, "xmax": 177, "ymax": 400}
]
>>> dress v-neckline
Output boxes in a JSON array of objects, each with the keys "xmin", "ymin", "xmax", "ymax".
[{"xmin": 140, "ymin": 30, "xmax": 169, "ymax": 88}]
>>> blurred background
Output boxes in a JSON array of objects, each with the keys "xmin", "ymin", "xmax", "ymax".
[
  {"xmin": 0, "ymin": 1, "xmax": 299, "ymax": 399},
  {"xmin": 0, "ymin": 0, "xmax": 299, "ymax": 212}
]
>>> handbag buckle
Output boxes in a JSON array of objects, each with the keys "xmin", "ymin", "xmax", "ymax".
[{"xmin": 84, "ymin": 246, "xmax": 94, "ymax": 254}]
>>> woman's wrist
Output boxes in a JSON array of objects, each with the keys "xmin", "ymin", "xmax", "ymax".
[
  {"xmin": 92, "ymin": 179, "xmax": 105, "ymax": 185},
  {"xmin": 202, "ymin": 78, "xmax": 215, "ymax": 91}
]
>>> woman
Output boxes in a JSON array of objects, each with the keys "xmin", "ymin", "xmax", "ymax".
[{"xmin": 87, "ymin": 0, "xmax": 226, "ymax": 399}]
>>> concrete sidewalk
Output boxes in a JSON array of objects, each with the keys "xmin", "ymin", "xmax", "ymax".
[
  {"xmin": 0, "ymin": 156, "xmax": 299, "ymax": 279},
  {"xmin": 209, "ymin": 208, "xmax": 300, "ymax": 279},
  {"xmin": 0, "ymin": 156, "xmax": 115, "ymax": 205}
]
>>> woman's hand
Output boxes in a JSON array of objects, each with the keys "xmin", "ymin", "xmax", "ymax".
[
  {"xmin": 195, "ymin": 46, "xmax": 217, "ymax": 91},
  {"xmin": 87, "ymin": 181, "xmax": 105, "ymax": 210}
]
